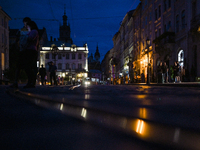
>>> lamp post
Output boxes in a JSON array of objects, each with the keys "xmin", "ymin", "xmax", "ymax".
[
  {"xmin": 51, "ymin": 44, "xmax": 58, "ymax": 65},
  {"xmin": 146, "ymin": 38, "xmax": 150, "ymax": 84}
]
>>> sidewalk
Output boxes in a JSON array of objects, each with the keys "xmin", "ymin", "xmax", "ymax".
[{"xmin": 6, "ymin": 83, "xmax": 200, "ymax": 149}]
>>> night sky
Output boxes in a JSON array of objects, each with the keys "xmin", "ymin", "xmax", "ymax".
[{"xmin": 1, "ymin": 0, "xmax": 140, "ymax": 61}]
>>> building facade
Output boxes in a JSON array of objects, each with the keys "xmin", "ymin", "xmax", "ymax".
[
  {"xmin": 108, "ymin": 0, "xmax": 200, "ymax": 84},
  {"xmin": 39, "ymin": 8, "xmax": 89, "ymax": 84},
  {"xmin": 40, "ymin": 43, "xmax": 89, "ymax": 84},
  {"xmin": 0, "ymin": 6, "xmax": 11, "ymax": 80}
]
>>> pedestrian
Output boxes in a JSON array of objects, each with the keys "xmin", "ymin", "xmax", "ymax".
[
  {"xmin": 48, "ymin": 61, "xmax": 57, "ymax": 86},
  {"xmin": 176, "ymin": 61, "xmax": 181, "ymax": 82},
  {"xmin": 23, "ymin": 20, "xmax": 39, "ymax": 88},
  {"xmin": 173, "ymin": 61, "xmax": 180, "ymax": 83},
  {"xmin": 10, "ymin": 17, "xmax": 32, "ymax": 88},
  {"xmin": 181, "ymin": 66, "xmax": 185, "ymax": 82},
  {"xmin": 39, "ymin": 64, "xmax": 46, "ymax": 85},
  {"xmin": 162, "ymin": 62, "xmax": 168, "ymax": 83},
  {"xmin": 157, "ymin": 62, "xmax": 163, "ymax": 83},
  {"xmin": 44, "ymin": 75, "xmax": 47, "ymax": 85}
]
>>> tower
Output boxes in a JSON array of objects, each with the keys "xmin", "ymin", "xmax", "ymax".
[
  {"xmin": 59, "ymin": 5, "xmax": 73, "ymax": 44},
  {"xmin": 94, "ymin": 45, "xmax": 100, "ymax": 62}
]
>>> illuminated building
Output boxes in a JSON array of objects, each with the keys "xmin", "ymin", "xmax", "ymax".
[
  {"xmin": 0, "ymin": 6, "xmax": 11, "ymax": 81},
  {"xmin": 39, "ymin": 7, "xmax": 88, "ymax": 84},
  {"xmin": 109, "ymin": 0, "xmax": 200, "ymax": 83}
]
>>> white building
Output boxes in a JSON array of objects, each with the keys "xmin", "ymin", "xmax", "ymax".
[
  {"xmin": 39, "ymin": 7, "xmax": 89, "ymax": 84},
  {"xmin": 40, "ymin": 42, "xmax": 89, "ymax": 83}
]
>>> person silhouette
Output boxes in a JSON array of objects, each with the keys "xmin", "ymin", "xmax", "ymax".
[{"xmin": 39, "ymin": 64, "xmax": 46, "ymax": 85}]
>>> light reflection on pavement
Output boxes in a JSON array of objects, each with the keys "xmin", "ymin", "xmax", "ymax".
[{"xmin": 7, "ymin": 84, "xmax": 200, "ymax": 149}]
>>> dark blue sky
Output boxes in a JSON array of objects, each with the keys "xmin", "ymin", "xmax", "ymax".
[{"xmin": 1, "ymin": 0, "xmax": 140, "ymax": 61}]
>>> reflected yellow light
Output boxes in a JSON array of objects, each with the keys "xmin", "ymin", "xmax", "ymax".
[
  {"xmin": 136, "ymin": 95, "xmax": 146, "ymax": 99},
  {"xmin": 85, "ymin": 94, "xmax": 90, "ymax": 99},
  {"xmin": 81, "ymin": 108, "xmax": 87, "ymax": 118},
  {"xmin": 60, "ymin": 103, "xmax": 63, "ymax": 110},
  {"xmin": 136, "ymin": 119, "xmax": 144, "ymax": 134},
  {"xmin": 140, "ymin": 108, "xmax": 147, "ymax": 119}
]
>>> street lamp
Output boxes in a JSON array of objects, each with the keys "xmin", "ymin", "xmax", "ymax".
[
  {"xmin": 146, "ymin": 38, "xmax": 150, "ymax": 84},
  {"xmin": 51, "ymin": 44, "xmax": 59, "ymax": 65}
]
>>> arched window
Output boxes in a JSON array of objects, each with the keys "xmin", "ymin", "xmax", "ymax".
[{"xmin": 178, "ymin": 50, "xmax": 184, "ymax": 67}]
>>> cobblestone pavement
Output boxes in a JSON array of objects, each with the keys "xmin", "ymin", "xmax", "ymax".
[
  {"xmin": 4, "ymin": 83, "xmax": 200, "ymax": 149},
  {"xmin": 19, "ymin": 84, "xmax": 200, "ymax": 129}
]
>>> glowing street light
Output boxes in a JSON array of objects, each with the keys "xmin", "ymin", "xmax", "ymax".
[{"xmin": 146, "ymin": 38, "xmax": 150, "ymax": 85}]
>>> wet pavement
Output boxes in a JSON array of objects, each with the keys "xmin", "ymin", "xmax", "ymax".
[{"xmin": 3, "ymin": 83, "xmax": 200, "ymax": 149}]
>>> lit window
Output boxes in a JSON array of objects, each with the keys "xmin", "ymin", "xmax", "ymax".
[{"xmin": 178, "ymin": 50, "xmax": 184, "ymax": 67}]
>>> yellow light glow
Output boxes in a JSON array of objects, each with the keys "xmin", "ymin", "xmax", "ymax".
[
  {"xmin": 140, "ymin": 108, "xmax": 147, "ymax": 119},
  {"xmin": 136, "ymin": 119, "xmax": 144, "ymax": 134}
]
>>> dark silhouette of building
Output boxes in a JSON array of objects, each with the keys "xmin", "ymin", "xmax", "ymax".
[{"xmin": 58, "ymin": 5, "xmax": 73, "ymax": 44}]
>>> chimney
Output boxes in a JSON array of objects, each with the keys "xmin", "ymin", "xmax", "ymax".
[
  {"xmin": 50, "ymin": 36, "xmax": 52, "ymax": 42},
  {"xmin": 54, "ymin": 38, "xmax": 56, "ymax": 41}
]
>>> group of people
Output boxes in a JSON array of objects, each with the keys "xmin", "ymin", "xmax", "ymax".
[
  {"xmin": 11, "ymin": 17, "xmax": 39, "ymax": 88},
  {"xmin": 157, "ymin": 61, "xmax": 169, "ymax": 83},
  {"xmin": 157, "ymin": 61, "xmax": 185, "ymax": 83}
]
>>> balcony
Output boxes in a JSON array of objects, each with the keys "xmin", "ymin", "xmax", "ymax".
[{"xmin": 153, "ymin": 32, "xmax": 175, "ymax": 45}]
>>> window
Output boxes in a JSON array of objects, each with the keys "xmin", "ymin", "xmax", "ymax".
[
  {"xmin": 168, "ymin": 0, "xmax": 171, "ymax": 8},
  {"xmin": 78, "ymin": 63, "xmax": 82, "ymax": 69},
  {"xmin": 72, "ymin": 53, "xmax": 75, "ymax": 59},
  {"xmin": 52, "ymin": 53, "xmax": 56, "ymax": 59},
  {"xmin": 176, "ymin": 15, "xmax": 179, "ymax": 32},
  {"xmin": 66, "ymin": 53, "xmax": 69, "ymax": 59},
  {"xmin": 2, "ymin": 34, "xmax": 4, "ymax": 43},
  {"xmin": 58, "ymin": 54, "xmax": 62, "ymax": 59},
  {"xmin": 72, "ymin": 63, "xmax": 76, "ymax": 69},
  {"xmin": 66, "ymin": 63, "xmax": 70, "ymax": 69},
  {"xmin": 159, "ymin": 28, "xmax": 161, "ymax": 36},
  {"xmin": 45, "ymin": 53, "xmax": 49, "ymax": 59},
  {"xmin": 181, "ymin": 10, "xmax": 186, "ymax": 29},
  {"xmin": 164, "ymin": 0, "xmax": 167, "ymax": 12},
  {"xmin": 164, "ymin": 24, "xmax": 167, "ymax": 32},
  {"xmin": 168, "ymin": 21, "xmax": 171, "ymax": 31},
  {"xmin": 158, "ymin": 5, "xmax": 161, "ymax": 18},
  {"xmin": 155, "ymin": 9, "xmax": 158, "ymax": 20},
  {"xmin": 155, "ymin": 30, "xmax": 157, "ymax": 38},
  {"xmin": 192, "ymin": 1, "xmax": 197, "ymax": 18},
  {"xmin": 58, "ymin": 63, "xmax": 62, "ymax": 69},
  {"xmin": 149, "ymin": 12, "xmax": 152, "ymax": 21},
  {"xmin": 78, "ymin": 53, "xmax": 82, "ymax": 59}
]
